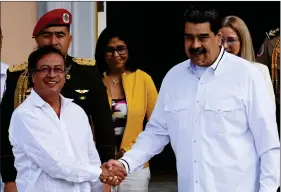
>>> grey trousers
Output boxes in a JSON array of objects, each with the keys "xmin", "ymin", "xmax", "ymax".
[{"xmin": 111, "ymin": 167, "xmax": 150, "ymax": 192}]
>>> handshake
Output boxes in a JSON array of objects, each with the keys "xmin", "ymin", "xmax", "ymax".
[{"xmin": 99, "ymin": 160, "xmax": 127, "ymax": 186}]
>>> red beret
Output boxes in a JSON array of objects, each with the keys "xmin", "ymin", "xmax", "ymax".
[{"xmin": 32, "ymin": 8, "xmax": 72, "ymax": 37}]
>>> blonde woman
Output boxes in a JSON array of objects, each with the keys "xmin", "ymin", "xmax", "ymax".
[{"xmin": 221, "ymin": 15, "xmax": 275, "ymax": 101}]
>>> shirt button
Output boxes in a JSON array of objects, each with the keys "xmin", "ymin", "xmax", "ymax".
[
  {"xmin": 193, "ymin": 140, "xmax": 196, "ymax": 143},
  {"xmin": 196, "ymin": 101, "xmax": 199, "ymax": 103},
  {"xmin": 194, "ymin": 160, "xmax": 197, "ymax": 163}
]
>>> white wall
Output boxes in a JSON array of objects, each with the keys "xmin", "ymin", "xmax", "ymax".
[
  {"xmin": 1, "ymin": 2, "xmax": 37, "ymax": 65},
  {"xmin": 97, "ymin": 2, "xmax": 106, "ymax": 37}
]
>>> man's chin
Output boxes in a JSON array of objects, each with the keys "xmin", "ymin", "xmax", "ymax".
[
  {"xmin": 44, "ymin": 85, "xmax": 60, "ymax": 93},
  {"xmin": 190, "ymin": 57, "xmax": 204, "ymax": 65}
]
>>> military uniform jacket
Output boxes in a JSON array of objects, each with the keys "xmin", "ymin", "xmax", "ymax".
[
  {"xmin": 0, "ymin": 55, "xmax": 115, "ymax": 182},
  {"xmin": 256, "ymin": 28, "xmax": 280, "ymax": 104}
]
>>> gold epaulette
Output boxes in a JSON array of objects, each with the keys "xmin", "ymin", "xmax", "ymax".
[
  {"xmin": 266, "ymin": 28, "xmax": 280, "ymax": 39},
  {"xmin": 8, "ymin": 62, "xmax": 28, "ymax": 72},
  {"xmin": 72, "ymin": 57, "xmax": 96, "ymax": 66}
]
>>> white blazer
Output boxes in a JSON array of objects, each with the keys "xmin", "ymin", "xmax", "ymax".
[{"xmin": 255, "ymin": 62, "xmax": 275, "ymax": 103}]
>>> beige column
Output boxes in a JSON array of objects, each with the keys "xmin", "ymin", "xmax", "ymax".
[{"xmin": 1, "ymin": 2, "xmax": 37, "ymax": 65}]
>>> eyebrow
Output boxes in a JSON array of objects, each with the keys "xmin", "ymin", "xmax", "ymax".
[
  {"xmin": 39, "ymin": 65, "xmax": 64, "ymax": 68},
  {"xmin": 107, "ymin": 45, "xmax": 127, "ymax": 49},
  {"xmin": 224, "ymin": 36, "xmax": 238, "ymax": 39},
  {"xmin": 107, "ymin": 44, "xmax": 127, "ymax": 47},
  {"xmin": 40, "ymin": 31, "xmax": 66, "ymax": 36}
]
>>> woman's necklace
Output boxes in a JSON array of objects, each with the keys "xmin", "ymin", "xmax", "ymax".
[{"xmin": 112, "ymin": 79, "xmax": 120, "ymax": 86}]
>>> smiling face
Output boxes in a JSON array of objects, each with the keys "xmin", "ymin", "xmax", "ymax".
[
  {"xmin": 104, "ymin": 37, "xmax": 128, "ymax": 72},
  {"xmin": 184, "ymin": 22, "xmax": 221, "ymax": 66},
  {"xmin": 32, "ymin": 52, "xmax": 66, "ymax": 99}
]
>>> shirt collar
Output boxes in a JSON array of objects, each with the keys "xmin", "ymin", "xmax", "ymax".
[
  {"xmin": 209, "ymin": 46, "xmax": 225, "ymax": 72},
  {"xmin": 1, "ymin": 62, "xmax": 9, "ymax": 75},
  {"xmin": 186, "ymin": 46, "xmax": 226, "ymax": 74},
  {"xmin": 29, "ymin": 88, "xmax": 73, "ymax": 108}
]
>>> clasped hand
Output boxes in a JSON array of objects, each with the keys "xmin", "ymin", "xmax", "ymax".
[{"xmin": 99, "ymin": 160, "xmax": 127, "ymax": 186}]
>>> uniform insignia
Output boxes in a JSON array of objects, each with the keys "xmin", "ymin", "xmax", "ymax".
[
  {"xmin": 266, "ymin": 28, "xmax": 280, "ymax": 39},
  {"xmin": 72, "ymin": 58, "xmax": 96, "ymax": 66},
  {"xmin": 8, "ymin": 62, "xmax": 28, "ymax": 72},
  {"xmin": 66, "ymin": 74, "xmax": 71, "ymax": 80},
  {"xmin": 63, "ymin": 13, "xmax": 70, "ymax": 24},
  {"xmin": 75, "ymin": 89, "xmax": 89, "ymax": 94},
  {"xmin": 257, "ymin": 44, "xmax": 264, "ymax": 57},
  {"xmin": 14, "ymin": 69, "xmax": 30, "ymax": 108},
  {"xmin": 75, "ymin": 89, "xmax": 89, "ymax": 100}
]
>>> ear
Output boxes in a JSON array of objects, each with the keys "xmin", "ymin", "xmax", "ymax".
[
  {"xmin": 217, "ymin": 29, "xmax": 222, "ymax": 44},
  {"xmin": 35, "ymin": 37, "xmax": 40, "ymax": 45},
  {"xmin": 69, "ymin": 35, "xmax": 72, "ymax": 45},
  {"xmin": 32, "ymin": 74, "xmax": 35, "ymax": 84}
]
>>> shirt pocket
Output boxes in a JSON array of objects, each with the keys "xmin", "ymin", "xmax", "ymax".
[
  {"xmin": 204, "ymin": 97, "xmax": 247, "ymax": 134},
  {"xmin": 164, "ymin": 99, "xmax": 192, "ymax": 144},
  {"xmin": 164, "ymin": 99, "xmax": 191, "ymax": 113}
]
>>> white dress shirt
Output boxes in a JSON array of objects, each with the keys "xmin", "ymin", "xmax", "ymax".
[
  {"xmin": 120, "ymin": 48, "xmax": 280, "ymax": 192},
  {"xmin": 9, "ymin": 89, "xmax": 103, "ymax": 192},
  {"xmin": 1, "ymin": 62, "xmax": 9, "ymax": 99}
]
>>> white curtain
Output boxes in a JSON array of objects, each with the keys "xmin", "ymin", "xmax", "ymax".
[{"xmin": 37, "ymin": 1, "xmax": 97, "ymax": 59}]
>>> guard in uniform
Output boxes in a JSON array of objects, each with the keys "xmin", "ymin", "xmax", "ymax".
[
  {"xmin": 0, "ymin": 9, "xmax": 115, "ymax": 191},
  {"xmin": 256, "ymin": 28, "xmax": 280, "ymax": 132}
]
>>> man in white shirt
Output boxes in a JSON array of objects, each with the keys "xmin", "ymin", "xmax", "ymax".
[
  {"xmin": 103, "ymin": 6, "xmax": 280, "ymax": 192},
  {"xmin": 8, "ymin": 46, "xmax": 126, "ymax": 192}
]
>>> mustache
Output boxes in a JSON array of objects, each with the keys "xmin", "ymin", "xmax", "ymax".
[{"xmin": 189, "ymin": 48, "xmax": 206, "ymax": 55}]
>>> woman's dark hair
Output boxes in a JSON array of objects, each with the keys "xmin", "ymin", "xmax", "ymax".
[
  {"xmin": 28, "ymin": 45, "xmax": 66, "ymax": 87},
  {"xmin": 95, "ymin": 26, "xmax": 137, "ymax": 74},
  {"xmin": 184, "ymin": 5, "xmax": 221, "ymax": 35}
]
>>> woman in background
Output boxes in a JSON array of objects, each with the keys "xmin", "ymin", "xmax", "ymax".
[
  {"xmin": 95, "ymin": 27, "xmax": 158, "ymax": 192},
  {"xmin": 221, "ymin": 15, "xmax": 275, "ymax": 101}
]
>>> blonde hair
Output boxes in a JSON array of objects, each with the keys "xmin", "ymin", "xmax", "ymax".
[{"xmin": 222, "ymin": 15, "xmax": 255, "ymax": 62}]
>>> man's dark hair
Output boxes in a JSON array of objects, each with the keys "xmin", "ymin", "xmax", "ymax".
[
  {"xmin": 28, "ymin": 45, "xmax": 66, "ymax": 86},
  {"xmin": 95, "ymin": 26, "xmax": 137, "ymax": 75},
  {"xmin": 184, "ymin": 5, "xmax": 221, "ymax": 35}
]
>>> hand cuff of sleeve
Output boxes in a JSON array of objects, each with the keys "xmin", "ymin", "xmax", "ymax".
[
  {"xmin": 92, "ymin": 166, "xmax": 103, "ymax": 182},
  {"xmin": 118, "ymin": 159, "xmax": 130, "ymax": 174}
]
